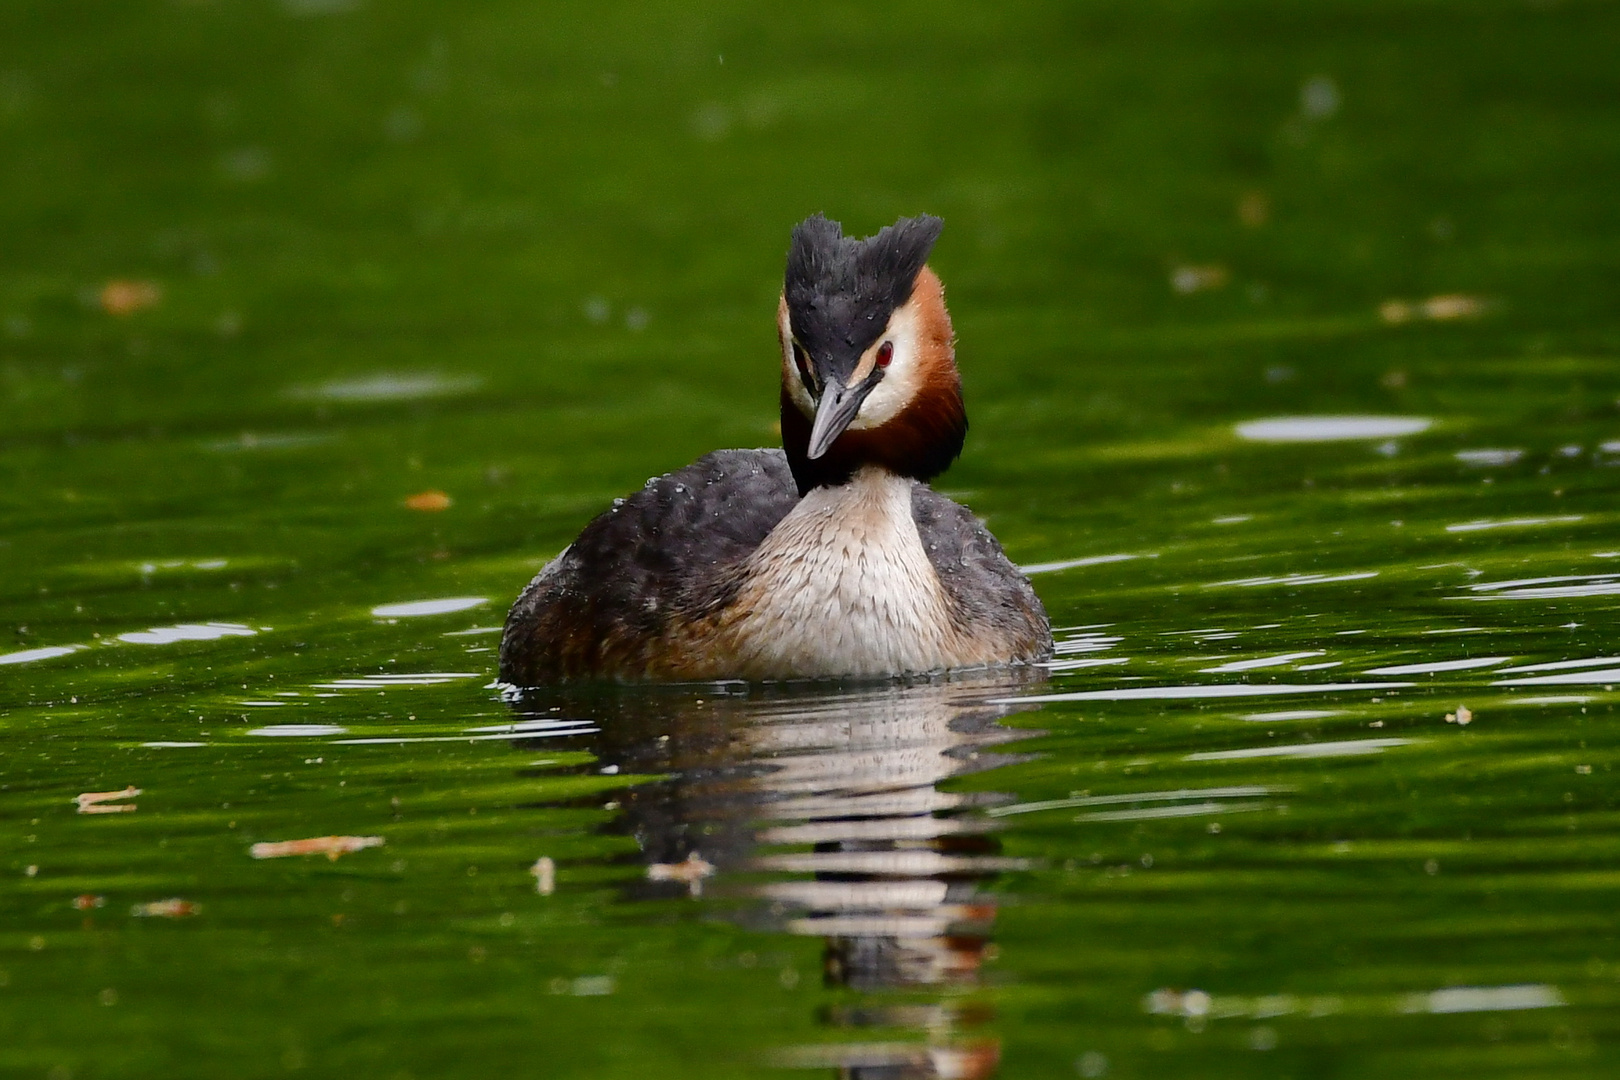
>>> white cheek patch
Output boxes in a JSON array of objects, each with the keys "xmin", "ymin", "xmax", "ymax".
[{"xmin": 848, "ymin": 303, "xmax": 922, "ymax": 431}]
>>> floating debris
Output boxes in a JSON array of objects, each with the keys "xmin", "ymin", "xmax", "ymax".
[
  {"xmin": 76, "ymin": 786, "xmax": 140, "ymax": 814},
  {"xmin": 1380, "ymin": 294, "xmax": 1487, "ymax": 324},
  {"xmin": 531, "ymin": 856, "xmax": 556, "ymax": 895},
  {"xmin": 72, "ymin": 894, "xmax": 106, "ymax": 911},
  {"xmin": 404, "ymin": 490, "xmax": 452, "ymax": 512},
  {"xmin": 250, "ymin": 835, "xmax": 385, "ymax": 861},
  {"xmin": 99, "ymin": 280, "xmax": 162, "ymax": 316},
  {"xmin": 131, "ymin": 898, "xmax": 198, "ymax": 918},
  {"xmin": 647, "ymin": 852, "xmax": 715, "ymax": 896},
  {"xmin": 1445, "ymin": 705, "xmax": 1473, "ymax": 726}
]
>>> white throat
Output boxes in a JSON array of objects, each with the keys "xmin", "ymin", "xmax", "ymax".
[{"xmin": 721, "ymin": 466, "xmax": 963, "ymax": 679}]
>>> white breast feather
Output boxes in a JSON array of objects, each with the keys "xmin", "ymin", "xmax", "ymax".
[{"xmin": 725, "ymin": 468, "xmax": 964, "ymax": 678}]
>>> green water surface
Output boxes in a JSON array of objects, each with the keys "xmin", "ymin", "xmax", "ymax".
[{"xmin": 3, "ymin": 1, "xmax": 1619, "ymax": 1077}]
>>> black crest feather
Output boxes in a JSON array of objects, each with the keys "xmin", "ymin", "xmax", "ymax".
[{"xmin": 783, "ymin": 213, "xmax": 944, "ymax": 358}]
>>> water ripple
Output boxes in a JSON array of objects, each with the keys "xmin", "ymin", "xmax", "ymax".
[
  {"xmin": 1001, "ymin": 681, "xmax": 1411, "ymax": 704},
  {"xmin": 371, "ymin": 597, "xmax": 488, "ymax": 618},
  {"xmin": 1201, "ymin": 651, "xmax": 1325, "ymax": 673},
  {"xmin": 1464, "ymin": 573, "xmax": 1620, "ymax": 599},
  {"xmin": 1205, "ymin": 572, "xmax": 1377, "ymax": 589},
  {"xmin": 118, "ymin": 623, "xmax": 258, "ymax": 645},
  {"xmin": 1493, "ymin": 667, "xmax": 1620, "ymax": 686},
  {"xmin": 1362, "ymin": 657, "xmax": 1508, "ymax": 675},
  {"xmin": 1445, "ymin": 516, "xmax": 1583, "ymax": 534},
  {"xmin": 1186, "ymin": 738, "xmax": 1412, "ymax": 761},
  {"xmin": 1021, "ymin": 553, "xmax": 1153, "ymax": 575},
  {"xmin": 988, "ymin": 786, "xmax": 1278, "ymax": 818},
  {"xmin": 0, "ymin": 644, "xmax": 84, "ymax": 666},
  {"xmin": 1235, "ymin": 416, "xmax": 1431, "ymax": 442}
]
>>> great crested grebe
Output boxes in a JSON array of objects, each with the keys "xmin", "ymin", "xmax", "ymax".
[{"xmin": 499, "ymin": 214, "xmax": 1051, "ymax": 685}]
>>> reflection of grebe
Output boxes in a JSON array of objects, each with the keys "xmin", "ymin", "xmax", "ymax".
[
  {"xmin": 500, "ymin": 214, "xmax": 1050, "ymax": 684},
  {"xmin": 538, "ymin": 674, "xmax": 1041, "ymax": 1079}
]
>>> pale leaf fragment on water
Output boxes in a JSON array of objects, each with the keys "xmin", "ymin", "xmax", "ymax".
[
  {"xmin": 647, "ymin": 852, "xmax": 715, "ymax": 896},
  {"xmin": 404, "ymin": 490, "xmax": 452, "ymax": 512},
  {"xmin": 131, "ymin": 898, "xmax": 198, "ymax": 918},
  {"xmin": 250, "ymin": 835, "xmax": 385, "ymax": 861},
  {"xmin": 1422, "ymin": 295, "xmax": 1485, "ymax": 320},
  {"xmin": 1381, "ymin": 294, "xmax": 1487, "ymax": 325},
  {"xmin": 100, "ymin": 279, "xmax": 162, "ymax": 316},
  {"xmin": 76, "ymin": 786, "xmax": 141, "ymax": 814},
  {"xmin": 531, "ymin": 856, "xmax": 555, "ymax": 895}
]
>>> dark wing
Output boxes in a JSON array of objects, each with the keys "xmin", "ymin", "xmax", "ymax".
[
  {"xmin": 910, "ymin": 485, "xmax": 1053, "ymax": 662},
  {"xmin": 500, "ymin": 448, "xmax": 799, "ymax": 684}
]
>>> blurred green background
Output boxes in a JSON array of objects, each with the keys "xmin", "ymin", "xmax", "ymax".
[{"xmin": 3, "ymin": 1, "xmax": 1620, "ymax": 1077}]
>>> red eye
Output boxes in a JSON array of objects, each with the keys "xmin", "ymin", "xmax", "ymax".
[{"xmin": 876, "ymin": 341, "xmax": 893, "ymax": 369}]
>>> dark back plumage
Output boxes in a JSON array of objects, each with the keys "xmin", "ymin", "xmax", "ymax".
[
  {"xmin": 909, "ymin": 485, "xmax": 1048, "ymax": 652},
  {"xmin": 783, "ymin": 214, "xmax": 944, "ymax": 378},
  {"xmin": 500, "ymin": 449, "xmax": 800, "ymax": 684}
]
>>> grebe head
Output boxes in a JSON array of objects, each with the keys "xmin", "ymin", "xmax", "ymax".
[{"xmin": 777, "ymin": 213, "xmax": 966, "ymax": 495}]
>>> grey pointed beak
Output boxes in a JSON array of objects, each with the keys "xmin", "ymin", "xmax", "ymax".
[{"xmin": 806, "ymin": 380, "xmax": 872, "ymax": 459}]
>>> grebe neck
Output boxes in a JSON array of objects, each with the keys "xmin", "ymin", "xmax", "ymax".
[{"xmin": 714, "ymin": 465, "xmax": 961, "ymax": 679}]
